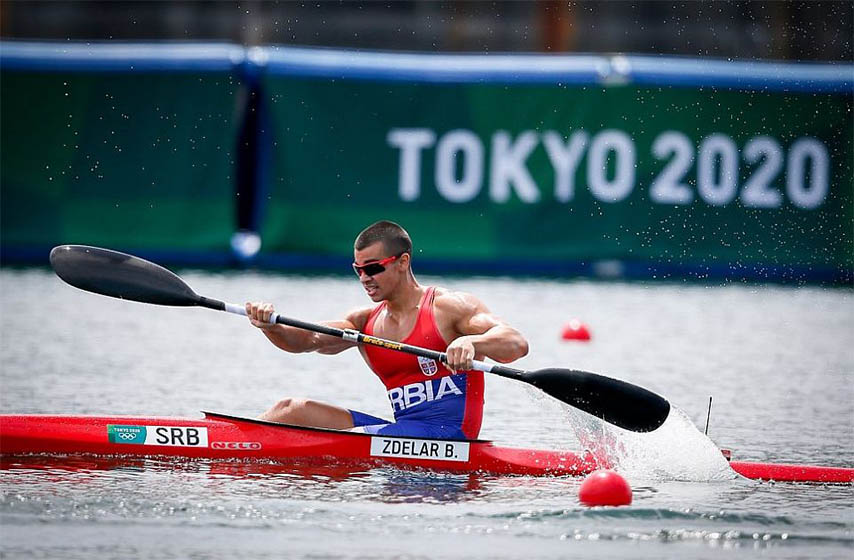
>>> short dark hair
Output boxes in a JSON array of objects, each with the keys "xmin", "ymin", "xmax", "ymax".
[{"xmin": 354, "ymin": 220, "xmax": 412, "ymax": 256}]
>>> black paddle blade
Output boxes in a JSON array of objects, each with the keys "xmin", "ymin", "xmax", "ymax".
[
  {"xmin": 49, "ymin": 245, "xmax": 200, "ymax": 306},
  {"xmin": 526, "ymin": 368, "xmax": 670, "ymax": 432}
]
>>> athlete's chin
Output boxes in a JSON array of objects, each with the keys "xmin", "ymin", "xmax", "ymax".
[{"xmin": 364, "ymin": 286, "xmax": 382, "ymax": 301}]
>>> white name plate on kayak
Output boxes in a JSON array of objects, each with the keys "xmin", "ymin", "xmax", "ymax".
[
  {"xmin": 370, "ymin": 436, "xmax": 470, "ymax": 462},
  {"xmin": 108, "ymin": 425, "xmax": 209, "ymax": 448}
]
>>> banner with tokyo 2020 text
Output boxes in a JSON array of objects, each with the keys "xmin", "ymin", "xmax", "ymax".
[{"xmin": 258, "ymin": 77, "xmax": 852, "ymax": 279}]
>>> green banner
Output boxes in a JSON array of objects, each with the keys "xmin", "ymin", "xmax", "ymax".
[
  {"xmin": 260, "ymin": 77, "xmax": 852, "ymax": 275},
  {"xmin": 1, "ymin": 71, "xmax": 240, "ymax": 254}
]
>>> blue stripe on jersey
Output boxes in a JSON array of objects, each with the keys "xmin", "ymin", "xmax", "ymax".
[{"xmin": 348, "ymin": 373, "xmax": 470, "ymax": 439}]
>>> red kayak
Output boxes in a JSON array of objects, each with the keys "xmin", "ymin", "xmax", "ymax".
[{"xmin": 1, "ymin": 412, "xmax": 851, "ymax": 483}]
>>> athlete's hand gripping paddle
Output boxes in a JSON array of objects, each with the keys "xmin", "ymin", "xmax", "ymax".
[{"xmin": 49, "ymin": 244, "xmax": 671, "ymax": 433}]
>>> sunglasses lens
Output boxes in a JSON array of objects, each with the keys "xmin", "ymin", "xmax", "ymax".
[
  {"xmin": 353, "ymin": 263, "xmax": 384, "ymax": 276},
  {"xmin": 353, "ymin": 253, "xmax": 402, "ymax": 276}
]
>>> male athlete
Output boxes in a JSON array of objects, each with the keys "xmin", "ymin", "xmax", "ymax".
[{"xmin": 245, "ymin": 220, "xmax": 528, "ymax": 439}]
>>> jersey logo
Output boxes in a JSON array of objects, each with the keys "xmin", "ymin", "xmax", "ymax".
[
  {"xmin": 417, "ymin": 356, "xmax": 439, "ymax": 376},
  {"xmin": 387, "ymin": 376, "xmax": 463, "ymax": 413}
]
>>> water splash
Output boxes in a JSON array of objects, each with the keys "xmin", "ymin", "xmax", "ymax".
[{"xmin": 566, "ymin": 404, "xmax": 736, "ymax": 482}]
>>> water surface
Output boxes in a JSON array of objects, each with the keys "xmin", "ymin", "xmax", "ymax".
[{"xmin": 1, "ymin": 268, "xmax": 852, "ymax": 559}]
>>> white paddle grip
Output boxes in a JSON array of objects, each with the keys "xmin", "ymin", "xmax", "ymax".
[
  {"xmin": 224, "ymin": 302, "xmax": 246, "ymax": 316},
  {"xmin": 224, "ymin": 302, "xmax": 279, "ymax": 324},
  {"xmin": 471, "ymin": 359, "xmax": 494, "ymax": 373}
]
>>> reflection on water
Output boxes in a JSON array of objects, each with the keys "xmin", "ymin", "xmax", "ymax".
[
  {"xmin": 2, "ymin": 454, "xmax": 852, "ymax": 557},
  {"xmin": 376, "ymin": 471, "xmax": 485, "ymax": 503},
  {"xmin": 0, "ymin": 455, "xmax": 489, "ymax": 505},
  {"xmin": 1, "ymin": 455, "xmax": 374, "ymax": 482}
]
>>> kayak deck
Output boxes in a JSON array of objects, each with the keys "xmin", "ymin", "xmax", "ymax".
[{"xmin": 1, "ymin": 412, "xmax": 851, "ymax": 483}]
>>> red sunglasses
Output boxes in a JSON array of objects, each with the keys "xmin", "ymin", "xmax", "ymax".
[{"xmin": 352, "ymin": 252, "xmax": 405, "ymax": 277}]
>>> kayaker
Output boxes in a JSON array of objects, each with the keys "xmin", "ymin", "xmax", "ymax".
[{"xmin": 245, "ymin": 220, "xmax": 529, "ymax": 439}]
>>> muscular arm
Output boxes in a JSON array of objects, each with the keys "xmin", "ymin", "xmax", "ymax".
[
  {"xmin": 434, "ymin": 290, "xmax": 529, "ymax": 372},
  {"xmin": 245, "ymin": 303, "xmax": 373, "ymax": 355}
]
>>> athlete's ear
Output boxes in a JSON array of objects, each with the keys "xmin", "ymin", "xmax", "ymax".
[{"xmin": 400, "ymin": 252, "xmax": 411, "ymax": 269}]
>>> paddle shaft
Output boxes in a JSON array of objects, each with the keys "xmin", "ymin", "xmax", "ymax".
[{"xmin": 196, "ymin": 295, "xmax": 524, "ymax": 380}]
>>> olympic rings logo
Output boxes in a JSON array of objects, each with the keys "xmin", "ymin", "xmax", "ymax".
[{"xmin": 116, "ymin": 432, "xmax": 139, "ymax": 440}]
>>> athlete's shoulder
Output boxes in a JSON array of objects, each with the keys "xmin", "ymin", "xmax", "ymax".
[
  {"xmin": 432, "ymin": 287, "xmax": 488, "ymax": 318},
  {"xmin": 345, "ymin": 305, "xmax": 381, "ymax": 331}
]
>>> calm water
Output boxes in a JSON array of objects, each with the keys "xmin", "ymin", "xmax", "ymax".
[{"xmin": 1, "ymin": 268, "xmax": 852, "ymax": 559}]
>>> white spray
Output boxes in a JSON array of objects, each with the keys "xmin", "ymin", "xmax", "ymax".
[{"xmin": 565, "ymin": 402, "xmax": 737, "ymax": 482}]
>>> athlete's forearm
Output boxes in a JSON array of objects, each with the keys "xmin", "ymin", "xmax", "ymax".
[
  {"xmin": 247, "ymin": 301, "xmax": 360, "ymax": 354},
  {"xmin": 259, "ymin": 324, "xmax": 323, "ymax": 353},
  {"xmin": 259, "ymin": 324, "xmax": 357, "ymax": 355},
  {"xmin": 468, "ymin": 325, "xmax": 529, "ymax": 363}
]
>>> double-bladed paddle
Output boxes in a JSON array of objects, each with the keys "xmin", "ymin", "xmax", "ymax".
[{"xmin": 49, "ymin": 244, "xmax": 671, "ymax": 432}]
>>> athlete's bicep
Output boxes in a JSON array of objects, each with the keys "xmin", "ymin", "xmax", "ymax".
[
  {"xmin": 436, "ymin": 291, "xmax": 507, "ymax": 337},
  {"xmin": 457, "ymin": 302, "xmax": 510, "ymax": 336},
  {"xmin": 459, "ymin": 308, "xmax": 508, "ymax": 335}
]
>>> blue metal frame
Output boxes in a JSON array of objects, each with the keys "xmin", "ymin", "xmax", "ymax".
[
  {"xmin": 613, "ymin": 54, "xmax": 854, "ymax": 94},
  {"xmin": 0, "ymin": 41, "xmax": 244, "ymax": 72},
  {"xmin": 3, "ymin": 41, "xmax": 850, "ymax": 90},
  {"xmin": 260, "ymin": 46, "xmax": 854, "ymax": 93},
  {"xmin": 260, "ymin": 46, "xmax": 611, "ymax": 84}
]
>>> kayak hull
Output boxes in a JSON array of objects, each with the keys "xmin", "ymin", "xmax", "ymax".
[
  {"xmin": 0, "ymin": 412, "xmax": 599, "ymax": 477},
  {"xmin": 2, "ymin": 413, "xmax": 851, "ymax": 483}
]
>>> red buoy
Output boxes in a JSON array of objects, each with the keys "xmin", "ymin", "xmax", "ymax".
[
  {"xmin": 579, "ymin": 469, "xmax": 632, "ymax": 507},
  {"xmin": 561, "ymin": 319, "xmax": 591, "ymax": 341}
]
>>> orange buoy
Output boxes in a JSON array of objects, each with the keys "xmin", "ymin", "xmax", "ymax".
[
  {"xmin": 561, "ymin": 319, "xmax": 591, "ymax": 341},
  {"xmin": 578, "ymin": 469, "xmax": 632, "ymax": 507}
]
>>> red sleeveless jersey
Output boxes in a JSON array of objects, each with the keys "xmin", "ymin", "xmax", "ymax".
[{"xmin": 363, "ymin": 287, "xmax": 484, "ymax": 439}]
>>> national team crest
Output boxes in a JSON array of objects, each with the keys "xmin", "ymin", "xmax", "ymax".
[{"xmin": 417, "ymin": 356, "xmax": 439, "ymax": 376}]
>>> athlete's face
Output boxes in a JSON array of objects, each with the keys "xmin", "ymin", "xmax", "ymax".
[{"xmin": 353, "ymin": 242, "xmax": 407, "ymax": 302}]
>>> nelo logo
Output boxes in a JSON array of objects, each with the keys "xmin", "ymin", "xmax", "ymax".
[{"xmin": 211, "ymin": 441, "xmax": 262, "ymax": 450}]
